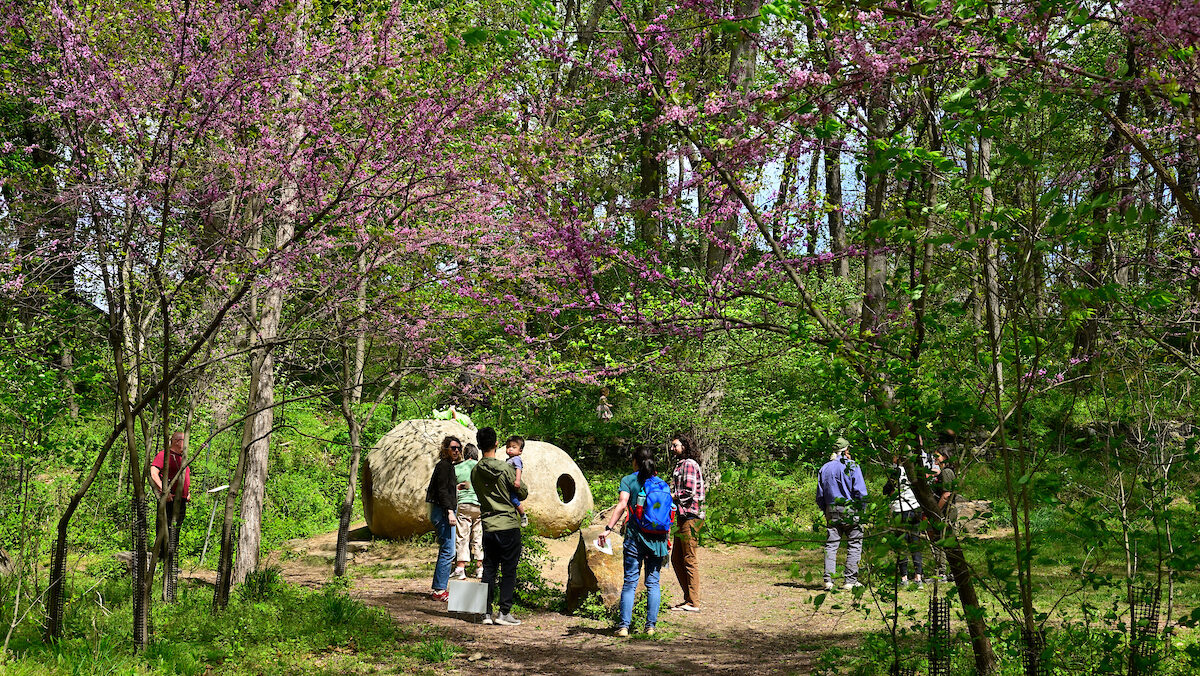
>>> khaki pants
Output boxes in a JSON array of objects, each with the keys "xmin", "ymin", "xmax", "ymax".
[
  {"xmin": 455, "ymin": 503, "xmax": 484, "ymax": 564},
  {"xmin": 671, "ymin": 517, "xmax": 703, "ymax": 606}
]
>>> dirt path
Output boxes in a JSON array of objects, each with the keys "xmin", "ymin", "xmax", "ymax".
[{"xmin": 269, "ymin": 524, "xmax": 880, "ymax": 675}]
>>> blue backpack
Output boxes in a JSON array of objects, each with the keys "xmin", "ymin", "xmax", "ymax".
[{"xmin": 631, "ymin": 476, "xmax": 675, "ymax": 536}]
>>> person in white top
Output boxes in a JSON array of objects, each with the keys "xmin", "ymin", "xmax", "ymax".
[{"xmin": 886, "ymin": 457, "xmax": 924, "ymax": 587}]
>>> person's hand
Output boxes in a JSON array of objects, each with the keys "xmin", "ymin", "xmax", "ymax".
[
  {"xmin": 448, "ymin": 513, "xmax": 458, "ymax": 527},
  {"xmin": 457, "ymin": 481, "xmax": 469, "ymax": 490},
  {"xmin": 597, "ymin": 532, "xmax": 608, "ymax": 547}
]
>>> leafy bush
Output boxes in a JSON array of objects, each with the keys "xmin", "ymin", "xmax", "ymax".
[
  {"xmin": 516, "ymin": 522, "xmax": 564, "ymax": 610},
  {"xmin": 237, "ymin": 566, "xmax": 283, "ymax": 602},
  {"xmin": 706, "ymin": 463, "xmax": 825, "ymax": 546}
]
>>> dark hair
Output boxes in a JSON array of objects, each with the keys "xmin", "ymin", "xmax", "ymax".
[
  {"xmin": 477, "ymin": 427, "xmax": 498, "ymax": 452},
  {"xmin": 463, "ymin": 443, "xmax": 480, "ymax": 461},
  {"xmin": 439, "ymin": 436, "xmax": 462, "ymax": 461},
  {"xmin": 632, "ymin": 446, "xmax": 657, "ymax": 483},
  {"xmin": 672, "ymin": 433, "xmax": 700, "ymax": 463},
  {"xmin": 505, "ymin": 435, "xmax": 525, "ymax": 451}
]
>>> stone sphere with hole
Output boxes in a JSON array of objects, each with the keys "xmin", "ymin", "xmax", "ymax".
[{"xmin": 361, "ymin": 419, "xmax": 594, "ymax": 538}]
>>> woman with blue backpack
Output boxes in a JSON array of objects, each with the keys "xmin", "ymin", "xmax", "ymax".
[{"xmin": 598, "ymin": 446, "xmax": 674, "ymax": 637}]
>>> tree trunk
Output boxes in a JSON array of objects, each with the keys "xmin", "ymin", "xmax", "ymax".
[
  {"xmin": 859, "ymin": 84, "xmax": 891, "ymax": 338},
  {"xmin": 636, "ymin": 110, "xmax": 662, "ymax": 245},
  {"xmin": 693, "ymin": 380, "xmax": 723, "ymax": 487},
  {"xmin": 214, "ymin": 357, "xmax": 261, "ymax": 609},
  {"xmin": 979, "ymin": 133, "xmax": 1003, "ymax": 393},
  {"xmin": 232, "ymin": 0, "xmax": 308, "ymax": 584},
  {"xmin": 351, "ymin": 257, "xmax": 368, "ymax": 404},
  {"xmin": 826, "ymin": 139, "xmax": 848, "ymax": 279}
]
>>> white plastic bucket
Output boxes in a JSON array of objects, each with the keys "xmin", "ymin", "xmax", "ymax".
[{"xmin": 447, "ymin": 579, "xmax": 487, "ymax": 614}]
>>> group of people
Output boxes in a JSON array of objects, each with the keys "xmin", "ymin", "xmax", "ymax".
[
  {"xmin": 816, "ymin": 437, "xmax": 958, "ymax": 591},
  {"xmin": 424, "ymin": 427, "xmax": 528, "ymax": 625},
  {"xmin": 424, "ymin": 429, "xmax": 707, "ymax": 634}
]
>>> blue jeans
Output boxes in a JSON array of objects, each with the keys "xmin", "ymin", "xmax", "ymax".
[
  {"xmin": 430, "ymin": 506, "xmax": 456, "ymax": 591},
  {"xmin": 619, "ymin": 536, "xmax": 663, "ymax": 629}
]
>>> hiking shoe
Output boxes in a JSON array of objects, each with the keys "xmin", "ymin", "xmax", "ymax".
[
  {"xmin": 823, "ymin": 581, "xmax": 834, "ymax": 591},
  {"xmin": 482, "ymin": 614, "xmax": 494, "ymax": 625},
  {"xmin": 615, "ymin": 627, "xmax": 629, "ymax": 637},
  {"xmin": 450, "ymin": 569, "xmax": 467, "ymax": 581},
  {"xmin": 520, "ymin": 514, "xmax": 529, "ymax": 528},
  {"xmin": 430, "ymin": 589, "xmax": 449, "ymax": 602},
  {"xmin": 495, "ymin": 613, "xmax": 521, "ymax": 626},
  {"xmin": 646, "ymin": 626, "xmax": 656, "ymax": 636}
]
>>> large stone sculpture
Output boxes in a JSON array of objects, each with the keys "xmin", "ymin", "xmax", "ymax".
[{"xmin": 362, "ymin": 419, "xmax": 594, "ymax": 538}]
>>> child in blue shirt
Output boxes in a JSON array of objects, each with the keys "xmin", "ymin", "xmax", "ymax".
[{"xmin": 505, "ymin": 436, "xmax": 529, "ymax": 528}]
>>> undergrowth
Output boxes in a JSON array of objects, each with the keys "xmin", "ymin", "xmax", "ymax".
[{"xmin": 1, "ymin": 576, "xmax": 458, "ymax": 675}]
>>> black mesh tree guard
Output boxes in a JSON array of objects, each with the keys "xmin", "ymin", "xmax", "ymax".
[
  {"xmin": 131, "ymin": 497, "xmax": 149, "ymax": 647},
  {"xmin": 1129, "ymin": 584, "xmax": 1162, "ymax": 676},
  {"xmin": 929, "ymin": 596, "xmax": 952, "ymax": 676},
  {"xmin": 1022, "ymin": 628, "xmax": 1048, "ymax": 676}
]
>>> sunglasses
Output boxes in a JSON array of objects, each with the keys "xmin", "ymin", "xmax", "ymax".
[{"xmin": 449, "ymin": 445, "xmax": 462, "ymax": 451}]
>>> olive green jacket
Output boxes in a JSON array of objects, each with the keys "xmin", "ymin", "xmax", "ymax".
[{"xmin": 470, "ymin": 456, "xmax": 528, "ymax": 532}]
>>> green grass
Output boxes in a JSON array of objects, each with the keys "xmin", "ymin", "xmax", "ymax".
[{"xmin": 2, "ymin": 576, "xmax": 453, "ymax": 675}]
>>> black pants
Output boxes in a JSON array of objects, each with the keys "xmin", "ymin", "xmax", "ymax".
[
  {"xmin": 896, "ymin": 509, "xmax": 924, "ymax": 579},
  {"xmin": 481, "ymin": 528, "xmax": 522, "ymax": 615}
]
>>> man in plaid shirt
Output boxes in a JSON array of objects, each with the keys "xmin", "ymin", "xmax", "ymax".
[{"xmin": 669, "ymin": 434, "xmax": 706, "ymax": 612}]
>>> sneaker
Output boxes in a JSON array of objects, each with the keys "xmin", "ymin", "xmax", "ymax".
[
  {"xmin": 431, "ymin": 589, "xmax": 449, "ymax": 602},
  {"xmin": 474, "ymin": 566, "xmax": 484, "ymax": 579},
  {"xmin": 823, "ymin": 581, "xmax": 834, "ymax": 591},
  {"xmin": 841, "ymin": 581, "xmax": 863, "ymax": 591},
  {"xmin": 646, "ymin": 626, "xmax": 656, "ymax": 636},
  {"xmin": 495, "ymin": 613, "xmax": 521, "ymax": 626},
  {"xmin": 900, "ymin": 576, "xmax": 909, "ymax": 585},
  {"xmin": 917, "ymin": 581, "xmax": 925, "ymax": 591},
  {"xmin": 615, "ymin": 627, "xmax": 629, "ymax": 637},
  {"xmin": 520, "ymin": 514, "xmax": 529, "ymax": 528},
  {"xmin": 482, "ymin": 614, "xmax": 494, "ymax": 625},
  {"xmin": 450, "ymin": 569, "xmax": 467, "ymax": 581}
]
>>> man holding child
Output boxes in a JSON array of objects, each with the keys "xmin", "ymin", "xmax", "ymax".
[{"xmin": 470, "ymin": 426, "xmax": 528, "ymax": 626}]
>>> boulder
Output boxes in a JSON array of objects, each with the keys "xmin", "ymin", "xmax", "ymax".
[
  {"xmin": 0, "ymin": 547, "xmax": 13, "ymax": 576},
  {"xmin": 565, "ymin": 525, "xmax": 625, "ymax": 613},
  {"xmin": 361, "ymin": 419, "xmax": 594, "ymax": 538},
  {"xmin": 953, "ymin": 499, "xmax": 993, "ymax": 535},
  {"xmin": 519, "ymin": 440, "xmax": 595, "ymax": 537}
]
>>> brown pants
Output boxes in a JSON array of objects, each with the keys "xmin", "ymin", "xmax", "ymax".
[{"xmin": 671, "ymin": 517, "xmax": 703, "ymax": 606}]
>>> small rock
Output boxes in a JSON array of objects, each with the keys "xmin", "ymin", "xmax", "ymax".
[{"xmin": 468, "ymin": 652, "xmax": 484, "ymax": 662}]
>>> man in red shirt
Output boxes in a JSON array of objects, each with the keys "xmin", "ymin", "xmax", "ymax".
[{"xmin": 150, "ymin": 432, "xmax": 191, "ymax": 562}]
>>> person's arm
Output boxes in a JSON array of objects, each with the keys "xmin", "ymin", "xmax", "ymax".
[
  {"xmin": 815, "ymin": 475, "xmax": 826, "ymax": 511},
  {"xmin": 598, "ymin": 491, "xmax": 631, "ymax": 547},
  {"xmin": 937, "ymin": 470, "xmax": 954, "ymax": 511},
  {"xmin": 149, "ymin": 464, "xmax": 164, "ymax": 495},
  {"xmin": 513, "ymin": 466, "xmax": 522, "ymax": 489},
  {"xmin": 850, "ymin": 465, "xmax": 868, "ymax": 502},
  {"xmin": 432, "ymin": 462, "xmax": 458, "ymax": 524},
  {"xmin": 508, "ymin": 465, "xmax": 528, "ymax": 502}
]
